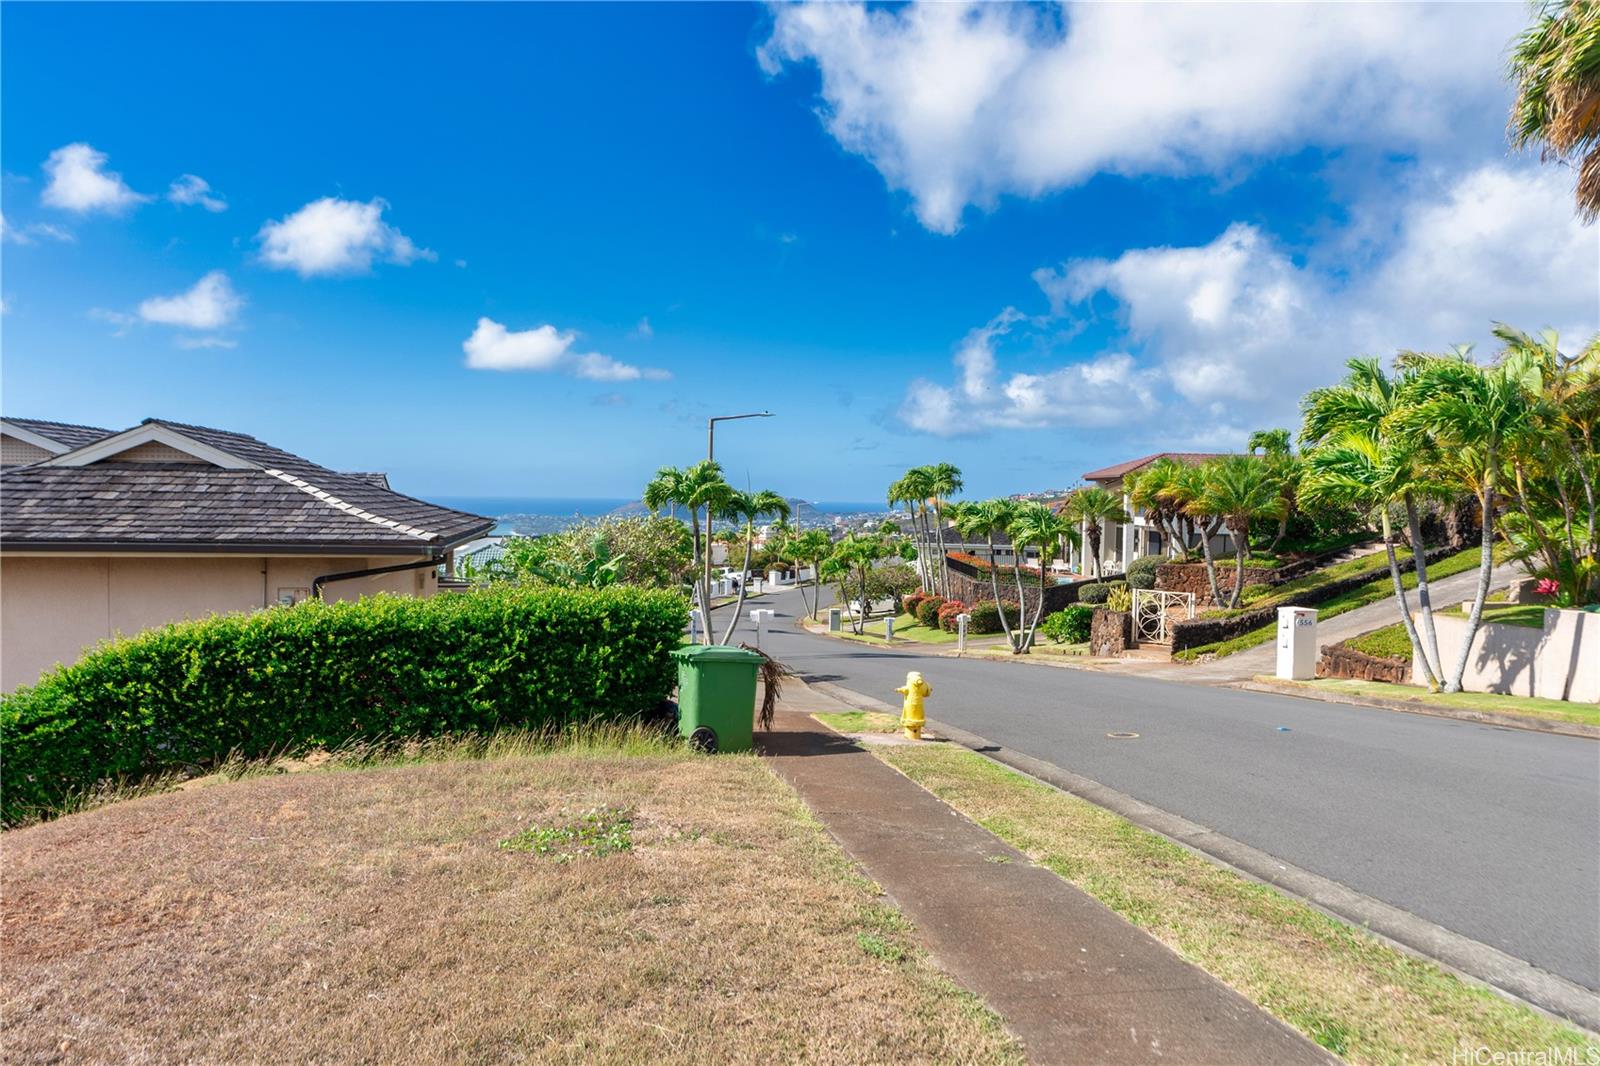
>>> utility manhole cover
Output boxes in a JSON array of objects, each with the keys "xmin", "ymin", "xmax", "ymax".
[{"xmin": 1106, "ymin": 731, "xmax": 1140, "ymax": 739}]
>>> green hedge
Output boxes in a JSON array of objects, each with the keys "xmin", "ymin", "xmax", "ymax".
[
  {"xmin": 0, "ymin": 586, "xmax": 688, "ymax": 824},
  {"xmin": 1041, "ymin": 605, "xmax": 1094, "ymax": 644}
]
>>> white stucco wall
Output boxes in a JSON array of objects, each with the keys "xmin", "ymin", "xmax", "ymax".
[
  {"xmin": 1412, "ymin": 605, "xmax": 1599, "ymax": 703},
  {"xmin": 1, "ymin": 553, "xmax": 437, "ymax": 691}
]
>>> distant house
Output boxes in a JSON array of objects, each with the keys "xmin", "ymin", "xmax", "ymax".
[
  {"xmin": 0, "ymin": 417, "xmax": 493, "ymax": 690},
  {"xmin": 1066, "ymin": 451, "xmax": 1236, "ymax": 575}
]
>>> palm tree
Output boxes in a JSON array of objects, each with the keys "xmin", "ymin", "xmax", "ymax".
[
  {"xmin": 788, "ymin": 528, "xmax": 834, "ymax": 620},
  {"xmin": 1396, "ymin": 349, "xmax": 1544, "ymax": 692},
  {"xmin": 1007, "ymin": 502, "xmax": 1078, "ymax": 653},
  {"xmin": 1197, "ymin": 456, "xmax": 1286, "ymax": 609},
  {"xmin": 1300, "ymin": 432, "xmax": 1445, "ymax": 690},
  {"xmin": 718, "ymin": 489, "xmax": 791, "ymax": 644},
  {"xmin": 1302, "ymin": 357, "xmax": 1450, "ymax": 687},
  {"xmin": 1508, "ymin": 0, "xmax": 1600, "ymax": 221},
  {"xmin": 1066, "ymin": 487, "xmax": 1127, "ymax": 579},
  {"xmin": 968, "ymin": 498, "xmax": 1021, "ymax": 649},
  {"xmin": 680, "ymin": 461, "xmax": 731, "ymax": 628},
  {"xmin": 926, "ymin": 462, "xmax": 964, "ymax": 597},
  {"xmin": 644, "ymin": 465, "xmax": 694, "ymax": 560},
  {"xmin": 1125, "ymin": 459, "xmax": 1187, "ymax": 561},
  {"xmin": 1159, "ymin": 463, "xmax": 1226, "ymax": 605},
  {"xmin": 889, "ymin": 468, "xmax": 937, "ymax": 594}
]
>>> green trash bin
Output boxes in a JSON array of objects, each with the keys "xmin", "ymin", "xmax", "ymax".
[{"xmin": 670, "ymin": 643, "xmax": 764, "ymax": 753}]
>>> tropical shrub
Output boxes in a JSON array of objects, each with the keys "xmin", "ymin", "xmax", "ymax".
[
  {"xmin": 1106, "ymin": 585, "xmax": 1134, "ymax": 613},
  {"xmin": 966, "ymin": 601, "xmax": 1004, "ymax": 634},
  {"xmin": 915, "ymin": 596, "xmax": 947, "ymax": 628},
  {"xmin": 903, "ymin": 591, "xmax": 927, "ymax": 618},
  {"xmin": 0, "ymin": 586, "xmax": 688, "ymax": 825},
  {"xmin": 1041, "ymin": 605, "xmax": 1094, "ymax": 644},
  {"xmin": 1078, "ymin": 581, "xmax": 1129, "ymax": 605},
  {"xmin": 936, "ymin": 600, "xmax": 969, "ymax": 632},
  {"xmin": 1125, "ymin": 556, "xmax": 1161, "ymax": 590},
  {"xmin": 865, "ymin": 562, "xmax": 921, "ymax": 611}
]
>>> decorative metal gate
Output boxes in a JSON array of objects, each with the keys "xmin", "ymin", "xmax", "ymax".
[{"xmin": 1132, "ymin": 588, "xmax": 1195, "ymax": 644}]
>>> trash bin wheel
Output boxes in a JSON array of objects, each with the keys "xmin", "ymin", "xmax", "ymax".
[{"xmin": 688, "ymin": 726, "xmax": 718, "ymax": 754}]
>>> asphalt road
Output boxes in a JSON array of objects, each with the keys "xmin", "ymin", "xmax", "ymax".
[{"xmin": 722, "ymin": 587, "xmax": 1600, "ymax": 992}]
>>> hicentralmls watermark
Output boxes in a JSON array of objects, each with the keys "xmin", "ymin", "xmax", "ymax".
[{"xmin": 1451, "ymin": 1047, "xmax": 1600, "ymax": 1066}]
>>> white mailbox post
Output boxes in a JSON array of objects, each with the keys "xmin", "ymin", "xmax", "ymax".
[
  {"xmin": 828, "ymin": 607, "xmax": 842, "ymax": 633},
  {"xmin": 750, "ymin": 608, "xmax": 776, "ymax": 649},
  {"xmin": 1276, "ymin": 607, "xmax": 1318, "ymax": 680},
  {"xmin": 690, "ymin": 608, "xmax": 706, "ymax": 645},
  {"xmin": 883, "ymin": 615, "xmax": 895, "ymax": 642},
  {"xmin": 957, "ymin": 613, "xmax": 971, "ymax": 653}
]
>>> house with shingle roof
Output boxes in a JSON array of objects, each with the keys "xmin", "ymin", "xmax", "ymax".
[{"xmin": 0, "ymin": 416, "xmax": 493, "ymax": 690}]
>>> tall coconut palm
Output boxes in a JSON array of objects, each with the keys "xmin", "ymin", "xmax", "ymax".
[
  {"xmin": 1396, "ymin": 349, "xmax": 1544, "ymax": 692},
  {"xmin": 1197, "ymin": 456, "xmax": 1286, "ymax": 609},
  {"xmin": 1066, "ymin": 487, "xmax": 1127, "ymax": 579},
  {"xmin": 1301, "ymin": 357, "xmax": 1446, "ymax": 687},
  {"xmin": 683, "ymin": 460, "xmax": 731, "ymax": 628},
  {"xmin": 1508, "ymin": 0, "xmax": 1600, "ymax": 221},
  {"xmin": 926, "ymin": 462, "xmax": 964, "ymax": 597},
  {"xmin": 968, "ymin": 498, "xmax": 1021, "ymax": 649},
  {"xmin": 1007, "ymin": 502, "xmax": 1078, "ymax": 653},
  {"xmin": 718, "ymin": 489, "xmax": 791, "ymax": 644}
]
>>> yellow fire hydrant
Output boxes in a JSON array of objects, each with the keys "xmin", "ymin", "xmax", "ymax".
[{"xmin": 896, "ymin": 671, "xmax": 931, "ymax": 740}]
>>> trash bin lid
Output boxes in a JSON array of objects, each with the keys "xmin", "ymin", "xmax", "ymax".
[{"xmin": 671, "ymin": 643, "xmax": 766, "ymax": 663}]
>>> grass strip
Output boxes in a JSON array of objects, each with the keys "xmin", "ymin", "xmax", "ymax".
[
  {"xmin": 1177, "ymin": 546, "xmax": 1485, "ymax": 660},
  {"xmin": 811, "ymin": 724, "xmax": 1597, "ymax": 1064},
  {"xmin": 1283, "ymin": 678, "xmax": 1600, "ymax": 728}
]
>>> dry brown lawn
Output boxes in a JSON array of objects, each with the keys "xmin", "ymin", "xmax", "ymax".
[{"xmin": 2, "ymin": 749, "xmax": 1018, "ymax": 1064}]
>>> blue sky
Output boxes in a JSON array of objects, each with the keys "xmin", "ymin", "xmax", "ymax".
[{"xmin": 2, "ymin": 3, "xmax": 1594, "ymax": 502}]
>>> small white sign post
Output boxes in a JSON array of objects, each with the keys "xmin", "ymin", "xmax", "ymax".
[
  {"xmin": 828, "ymin": 607, "xmax": 842, "ymax": 633},
  {"xmin": 883, "ymin": 615, "xmax": 894, "ymax": 642},
  {"xmin": 1276, "ymin": 607, "xmax": 1318, "ymax": 680},
  {"xmin": 690, "ymin": 608, "xmax": 706, "ymax": 645},
  {"xmin": 957, "ymin": 613, "xmax": 970, "ymax": 653},
  {"xmin": 750, "ymin": 608, "xmax": 775, "ymax": 649}
]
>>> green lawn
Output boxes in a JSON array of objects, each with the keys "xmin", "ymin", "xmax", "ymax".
[
  {"xmin": 835, "ymin": 613, "xmax": 963, "ymax": 646},
  {"xmin": 1176, "ymin": 546, "xmax": 1486, "ymax": 661},
  {"xmin": 1347, "ymin": 603, "xmax": 1549, "ymax": 661},
  {"xmin": 809, "ymin": 718, "xmax": 1595, "ymax": 1064},
  {"xmin": 1282, "ymin": 677, "xmax": 1600, "ymax": 729}
]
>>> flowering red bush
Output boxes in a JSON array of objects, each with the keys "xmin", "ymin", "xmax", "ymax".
[
  {"xmin": 903, "ymin": 591, "xmax": 927, "ymax": 618},
  {"xmin": 937, "ymin": 599, "xmax": 969, "ymax": 632},
  {"xmin": 914, "ymin": 595, "xmax": 946, "ymax": 628}
]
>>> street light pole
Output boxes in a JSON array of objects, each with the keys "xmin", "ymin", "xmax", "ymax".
[{"xmin": 702, "ymin": 411, "xmax": 773, "ymax": 642}]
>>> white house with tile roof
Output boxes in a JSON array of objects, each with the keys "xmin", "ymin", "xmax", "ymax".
[{"xmin": 0, "ymin": 417, "xmax": 493, "ymax": 690}]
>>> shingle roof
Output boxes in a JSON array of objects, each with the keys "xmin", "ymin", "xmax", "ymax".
[
  {"xmin": 1, "ymin": 417, "xmax": 493, "ymax": 554},
  {"xmin": 1081, "ymin": 452, "xmax": 1231, "ymax": 483},
  {"xmin": 3, "ymin": 418, "xmax": 115, "ymax": 450}
]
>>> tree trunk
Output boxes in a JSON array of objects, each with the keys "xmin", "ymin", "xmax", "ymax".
[
  {"xmin": 1196, "ymin": 516, "xmax": 1223, "ymax": 607},
  {"xmin": 1227, "ymin": 518, "xmax": 1248, "ymax": 609},
  {"xmin": 1404, "ymin": 493, "xmax": 1443, "ymax": 689},
  {"xmin": 1008, "ymin": 549, "xmax": 1028, "ymax": 654},
  {"xmin": 1088, "ymin": 523, "xmax": 1102, "ymax": 579},
  {"xmin": 812, "ymin": 559, "xmax": 823, "ymax": 621},
  {"xmin": 931, "ymin": 498, "xmax": 950, "ymax": 599},
  {"xmin": 1382, "ymin": 509, "xmax": 1439, "ymax": 691},
  {"xmin": 719, "ymin": 528, "xmax": 755, "ymax": 644},
  {"xmin": 1446, "ymin": 461, "xmax": 1497, "ymax": 693},
  {"xmin": 985, "ymin": 533, "xmax": 1015, "ymax": 647}
]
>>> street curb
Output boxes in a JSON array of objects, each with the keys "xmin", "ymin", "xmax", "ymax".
[
  {"xmin": 801, "ymin": 676, "xmax": 1600, "ymax": 1034},
  {"xmin": 1237, "ymin": 679, "xmax": 1600, "ymax": 741}
]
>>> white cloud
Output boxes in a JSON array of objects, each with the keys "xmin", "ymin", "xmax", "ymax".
[
  {"xmin": 176, "ymin": 335, "xmax": 238, "ymax": 350},
  {"xmin": 462, "ymin": 317, "xmax": 669, "ymax": 381},
  {"xmin": 41, "ymin": 143, "xmax": 150, "ymax": 214},
  {"xmin": 0, "ymin": 211, "xmax": 74, "ymax": 245},
  {"xmin": 900, "ymin": 309, "xmax": 1157, "ymax": 435},
  {"xmin": 902, "ymin": 164, "xmax": 1596, "ymax": 437},
  {"xmin": 168, "ymin": 174, "xmax": 227, "ymax": 212},
  {"xmin": 137, "ymin": 271, "xmax": 244, "ymax": 331},
  {"xmin": 631, "ymin": 316, "xmax": 654, "ymax": 339},
  {"xmin": 761, "ymin": 3, "xmax": 1521, "ymax": 233},
  {"xmin": 257, "ymin": 197, "xmax": 434, "ymax": 277}
]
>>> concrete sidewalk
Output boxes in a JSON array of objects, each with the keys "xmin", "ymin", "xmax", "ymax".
[{"xmin": 760, "ymin": 682, "xmax": 1333, "ymax": 1065}]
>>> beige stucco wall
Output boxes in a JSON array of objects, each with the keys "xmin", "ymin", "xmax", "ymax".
[
  {"xmin": 1, "ymin": 553, "xmax": 437, "ymax": 691},
  {"xmin": 1412, "ymin": 605, "xmax": 1599, "ymax": 703}
]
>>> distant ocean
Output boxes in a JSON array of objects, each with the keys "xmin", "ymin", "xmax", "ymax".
[{"xmin": 434, "ymin": 497, "xmax": 892, "ymax": 536}]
